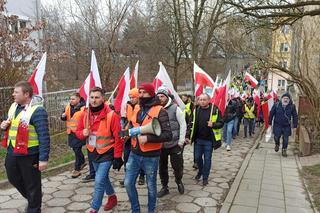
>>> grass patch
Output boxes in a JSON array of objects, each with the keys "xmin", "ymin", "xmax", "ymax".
[{"xmin": 302, "ymin": 164, "xmax": 320, "ymax": 211}]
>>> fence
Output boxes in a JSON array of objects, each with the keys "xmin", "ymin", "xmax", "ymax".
[{"xmin": 0, "ymin": 87, "xmax": 112, "ymax": 135}]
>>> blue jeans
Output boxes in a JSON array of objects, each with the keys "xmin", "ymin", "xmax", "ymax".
[
  {"xmin": 232, "ymin": 117, "xmax": 239, "ymax": 137},
  {"xmin": 91, "ymin": 161, "xmax": 115, "ymax": 211},
  {"xmin": 223, "ymin": 119, "xmax": 235, "ymax": 145},
  {"xmin": 194, "ymin": 139, "xmax": 214, "ymax": 181},
  {"xmin": 124, "ymin": 152, "xmax": 159, "ymax": 213},
  {"xmin": 274, "ymin": 134, "xmax": 289, "ymax": 149}
]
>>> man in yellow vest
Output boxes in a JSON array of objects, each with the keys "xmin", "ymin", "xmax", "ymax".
[
  {"xmin": 61, "ymin": 92, "xmax": 86, "ymax": 178},
  {"xmin": 1, "ymin": 81, "xmax": 50, "ymax": 213},
  {"xmin": 186, "ymin": 93, "xmax": 224, "ymax": 186},
  {"xmin": 243, "ymin": 98, "xmax": 255, "ymax": 138}
]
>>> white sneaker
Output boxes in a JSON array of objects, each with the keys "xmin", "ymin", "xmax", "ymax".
[
  {"xmin": 226, "ymin": 145, "xmax": 231, "ymax": 151},
  {"xmin": 223, "ymin": 142, "xmax": 227, "ymax": 148}
]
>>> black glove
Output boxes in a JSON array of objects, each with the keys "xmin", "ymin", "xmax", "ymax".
[{"xmin": 113, "ymin": 158, "xmax": 124, "ymax": 171}]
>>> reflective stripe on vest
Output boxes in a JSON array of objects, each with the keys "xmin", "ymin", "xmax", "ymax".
[
  {"xmin": 190, "ymin": 107, "xmax": 222, "ymax": 142},
  {"xmin": 65, "ymin": 103, "xmax": 84, "ymax": 134},
  {"xmin": 85, "ymin": 110, "xmax": 115, "ymax": 154},
  {"xmin": 7, "ymin": 103, "xmax": 40, "ymax": 148},
  {"xmin": 244, "ymin": 105, "xmax": 255, "ymax": 119},
  {"xmin": 184, "ymin": 103, "xmax": 191, "ymax": 116},
  {"xmin": 131, "ymin": 105, "xmax": 163, "ymax": 152}
]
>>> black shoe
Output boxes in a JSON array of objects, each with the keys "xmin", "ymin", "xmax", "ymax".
[
  {"xmin": 82, "ymin": 174, "xmax": 95, "ymax": 183},
  {"xmin": 119, "ymin": 180, "xmax": 124, "ymax": 187},
  {"xmin": 195, "ymin": 173, "xmax": 201, "ymax": 181},
  {"xmin": 192, "ymin": 163, "xmax": 198, "ymax": 170},
  {"xmin": 177, "ymin": 181, "xmax": 184, "ymax": 194},
  {"xmin": 203, "ymin": 180, "xmax": 208, "ymax": 186},
  {"xmin": 275, "ymin": 144, "xmax": 279, "ymax": 152},
  {"xmin": 157, "ymin": 187, "xmax": 169, "ymax": 198},
  {"xmin": 282, "ymin": 149, "xmax": 287, "ymax": 157},
  {"xmin": 138, "ymin": 176, "xmax": 145, "ymax": 185}
]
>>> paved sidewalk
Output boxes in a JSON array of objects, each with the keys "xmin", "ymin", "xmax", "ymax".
[
  {"xmin": 224, "ymin": 140, "xmax": 315, "ymax": 213},
  {"xmin": 0, "ymin": 129, "xmax": 257, "ymax": 213}
]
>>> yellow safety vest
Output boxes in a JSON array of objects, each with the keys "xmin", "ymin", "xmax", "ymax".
[
  {"xmin": 191, "ymin": 108, "xmax": 222, "ymax": 142},
  {"xmin": 7, "ymin": 103, "xmax": 40, "ymax": 148},
  {"xmin": 184, "ymin": 102, "xmax": 192, "ymax": 117},
  {"xmin": 244, "ymin": 105, "xmax": 255, "ymax": 119}
]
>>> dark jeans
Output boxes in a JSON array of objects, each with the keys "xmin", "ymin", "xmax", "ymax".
[
  {"xmin": 87, "ymin": 150, "xmax": 95, "ymax": 177},
  {"xmin": 159, "ymin": 146, "xmax": 183, "ymax": 187},
  {"xmin": 124, "ymin": 142, "xmax": 145, "ymax": 178},
  {"xmin": 5, "ymin": 154, "xmax": 42, "ymax": 213},
  {"xmin": 73, "ymin": 146, "xmax": 85, "ymax": 171},
  {"xmin": 274, "ymin": 135, "xmax": 289, "ymax": 149},
  {"xmin": 124, "ymin": 152, "xmax": 159, "ymax": 213},
  {"xmin": 244, "ymin": 118, "xmax": 254, "ymax": 137},
  {"xmin": 194, "ymin": 139, "xmax": 214, "ymax": 181}
]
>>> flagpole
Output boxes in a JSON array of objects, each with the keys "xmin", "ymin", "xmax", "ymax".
[
  {"xmin": 106, "ymin": 82, "xmax": 120, "ymax": 104},
  {"xmin": 85, "ymin": 98, "xmax": 90, "ymax": 129}
]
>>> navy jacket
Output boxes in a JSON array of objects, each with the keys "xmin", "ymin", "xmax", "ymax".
[{"xmin": 268, "ymin": 100, "xmax": 298, "ymax": 137}]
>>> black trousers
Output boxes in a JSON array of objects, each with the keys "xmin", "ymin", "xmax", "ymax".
[
  {"xmin": 244, "ymin": 118, "xmax": 254, "ymax": 137},
  {"xmin": 72, "ymin": 146, "xmax": 85, "ymax": 171},
  {"xmin": 159, "ymin": 146, "xmax": 183, "ymax": 187},
  {"xmin": 5, "ymin": 154, "xmax": 42, "ymax": 213}
]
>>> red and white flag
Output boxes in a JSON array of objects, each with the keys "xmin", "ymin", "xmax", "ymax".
[
  {"xmin": 114, "ymin": 67, "xmax": 131, "ymax": 117},
  {"xmin": 28, "ymin": 52, "xmax": 47, "ymax": 97},
  {"xmin": 267, "ymin": 89, "xmax": 278, "ymax": 102},
  {"xmin": 262, "ymin": 98, "xmax": 274, "ymax": 129},
  {"xmin": 130, "ymin": 60, "xmax": 139, "ymax": 89},
  {"xmin": 153, "ymin": 62, "xmax": 185, "ymax": 109},
  {"xmin": 194, "ymin": 62, "xmax": 215, "ymax": 87},
  {"xmin": 215, "ymin": 70, "xmax": 231, "ymax": 116},
  {"xmin": 253, "ymin": 89, "xmax": 261, "ymax": 118},
  {"xmin": 195, "ymin": 84, "xmax": 203, "ymax": 97},
  {"xmin": 244, "ymin": 72, "xmax": 258, "ymax": 87},
  {"xmin": 79, "ymin": 50, "xmax": 102, "ymax": 104}
]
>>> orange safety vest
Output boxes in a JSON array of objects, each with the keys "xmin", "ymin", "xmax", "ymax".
[
  {"xmin": 65, "ymin": 103, "xmax": 85, "ymax": 134},
  {"xmin": 126, "ymin": 103, "xmax": 136, "ymax": 121},
  {"xmin": 131, "ymin": 105, "xmax": 163, "ymax": 152},
  {"xmin": 85, "ymin": 110, "xmax": 115, "ymax": 154}
]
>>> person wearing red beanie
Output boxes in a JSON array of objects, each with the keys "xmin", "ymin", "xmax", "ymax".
[{"xmin": 139, "ymin": 83, "xmax": 155, "ymax": 97}]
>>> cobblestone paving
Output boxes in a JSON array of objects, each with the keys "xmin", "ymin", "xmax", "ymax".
[{"xmin": 0, "ymin": 129, "xmax": 257, "ymax": 213}]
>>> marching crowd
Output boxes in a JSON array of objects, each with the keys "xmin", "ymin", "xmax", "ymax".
[{"xmin": 0, "ymin": 77, "xmax": 298, "ymax": 213}]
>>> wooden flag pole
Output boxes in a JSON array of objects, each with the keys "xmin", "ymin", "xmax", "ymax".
[{"xmin": 106, "ymin": 82, "xmax": 120, "ymax": 104}]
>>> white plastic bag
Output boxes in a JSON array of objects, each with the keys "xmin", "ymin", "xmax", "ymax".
[{"xmin": 265, "ymin": 126, "xmax": 272, "ymax": 142}]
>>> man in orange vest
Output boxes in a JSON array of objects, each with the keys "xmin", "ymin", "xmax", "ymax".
[
  {"xmin": 61, "ymin": 92, "xmax": 86, "ymax": 178},
  {"xmin": 124, "ymin": 83, "xmax": 172, "ymax": 213},
  {"xmin": 75, "ymin": 87, "xmax": 124, "ymax": 213},
  {"xmin": 119, "ymin": 88, "xmax": 145, "ymax": 187}
]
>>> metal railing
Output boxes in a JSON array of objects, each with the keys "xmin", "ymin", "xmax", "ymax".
[{"xmin": 0, "ymin": 87, "xmax": 112, "ymax": 135}]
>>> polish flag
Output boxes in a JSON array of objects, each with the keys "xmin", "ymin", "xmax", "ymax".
[
  {"xmin": 153, "ymin": 62, "xmax": 185, "ymax": 109},
  {"xmin": 130, "ymin": 60, "xmax": 139, "ymax": 89},
  {"xmin": 215, "ymin": 70, "xmax": 231, "ymax": 116},
  {"xmin": 28, "ymin": 52, "xmax": 47, "ymax": 97},
  {"xmin": 194, "ymin": 62, "xmax": 215, "ymax": 87},
  {"xmin": 79, "ymin": 50, "xmax": 102, "ymax": 103},
  {"xmin": 244, "ymin": 72, "xmax": 258, "ymax": 87},
  {"xmin": 253, "ymin": 89, "xmax": 261, "ymax": 118},
  {"xmin": 195, "ymin": 84, "xmax": 203, "ymax": 97},
  {"xmin": 262, "ymin": 98, "xmax": 274, "ymax": 128},
  {"xmin": 267, "ymin": 89, "xmax": 278, "ymax": 102},
  {"xmin": 114, "ymin": 67, "xmax": 131, "ymax": 117}
]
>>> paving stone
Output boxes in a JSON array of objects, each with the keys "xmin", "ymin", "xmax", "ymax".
[
  {"xmin": 0, "ymin": 188, "xmax": 17, "ymax": 195},
  {"xmin": 286, "ymin": 206, "xmax": 314, "ymax": 213},
  {"xmin": 0, "ymin": 199, "xmax": 27, "ymax": 209},
  {"xmin": 116, "ymin": 192, "xmax": 129, "ymax": 202},
  {"xmin": 52, "ymin": 190, "xmax": 74, "ymax": 198},
  {"xmin": 57, "ymin": 184, "xmax": 77, "ymax": 190},
  {"xmin": 257, "ymin": 205, "xmax": 285, "ymax": 213},
  {"xmin": 188, "ymin": 190, "xmax": 210, "ymax": 197},
  {"xmin": 49, "ymin": 176, "xmax": 68, "ymax": 182},
  {"xmin": 0, "ymin": 195, "xmax": 10, "ymax": 203},
  {"xmin": 43, "ymin": 181, "xmax": 62, "ymax": 188},
  {"xmin": 203, "ymin": 186, "xmax": 224, "ymax": 194},
  {"xmin": 171, "ymin": 195, "xmax": 193, "ymax": 203},
  {"xmin": 71, "ymin": 194, "xmax": 92, "ymax": 202},
  {"xmin": 47, "ymin": 198, "xmax": 71, "ymax": 207},
  {"xmin": 260, "ymin": 190, "xmax": 284, "ymax": 200},
  {"xmin": 229, "ymin": 205, "xmax": 257, "ymax": 213},
  {"xmin": 67, "ymin": 202, "xmax": 90, "ymax": 211},
  {"xmin": 42, "ymin": 194, "xmax": 53, "ymax": 202},
  {"xmin": 259, "ymin": 196, "xmax": 285, "ymax": 208},
  {"xmin": 176, "ymin": 203, "xmax": 201, "ymax": 212},
  {"xmin": 42, "ymin": 207, "xmax": 66, "ymax": 213},
  {"xmin": 42, "ymin": 187, "xmax": 59, "ymax": 194},
  {"xmin": 0, "ymin": 210, "xmax": 18, "ymax": 213},
  {"xmin": 203, "ymin": 207, "xmax": 217, "ymax": 213},
  {"xmin": 194, "ymin": 197, "xmax": 217, "ymax": 207},
  {"xmin": 75, "ymin": 187, "xmax": 94, "ymax": 194}
]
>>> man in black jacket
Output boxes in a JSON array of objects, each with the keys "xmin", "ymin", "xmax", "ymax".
[
  {"xmin": 186, "ymin": 93, "xmax": 224, "ymax": 186},
  {"xmin": 223, "ymin": 98, "xmax": 237, "ymax": 151},
  {"xmin": 124, "ymin": 83, "xmax": 172, "ymax": 213}
]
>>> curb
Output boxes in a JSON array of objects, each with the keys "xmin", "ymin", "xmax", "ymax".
[
  {"xmin": 219, "ymin": 129, "xmax": 263, "ymax": 213},
  {"xmin": 295, "ymin": 154, "xmax": 319, "ymax": 213}
]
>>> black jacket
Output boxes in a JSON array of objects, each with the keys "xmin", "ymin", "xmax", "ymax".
[
  {"xmin": 224, "ymin": 99, "xmax": 237, "ymax": 123},
  {"xmin": 131, "ymin": 97, "xmax": 172, "ymax": 157}
]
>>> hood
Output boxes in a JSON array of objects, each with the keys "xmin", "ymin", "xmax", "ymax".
[
  {"xmin": 164, "ymin": 97, "xmax": 172, "ymax": 109},
  {"xmin": 31, "ymin": 95, "xmax": 44, "ymax": 107},
  {"xmin": 280, "ymin": 92, "xmax": 293, "ymax": 105}
]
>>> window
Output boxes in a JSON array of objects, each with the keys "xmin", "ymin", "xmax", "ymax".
[
  {"xmin": 278, "ymin": 79, "xmax": 286, "ymax": 87},
  {"xmin": 280, "ymin": 61, "xmax": 288, "ymax": 69},
  {"xmin": 280, "ymin": 43, "xmax": 289, "ymax": 52},
  {"xmin": 20, "ymin": 21, "xmax": 26, "ymax": 29},
  {"xmin": 10, "ymin": 22, "xmax": 19, "ymax": 33},
  {"xmin": 281, "ymin": 25, "xmax": 290, "ymax": 34}
]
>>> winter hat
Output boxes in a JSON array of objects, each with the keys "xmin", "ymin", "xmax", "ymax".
[
  {"xmin": 129, "ymin": 88, "xmax": 139, "ymax": 98},
  {"xmin": 156, "ymin": 86, "xmax": 169, "ymax": 98},
  {"xmin": 281, "ymin": 92, "xmax": 291, "ymax": 99},
  {"xmin": 139, "ymin": 83, "xmax": 155, "ymax": 97}
]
